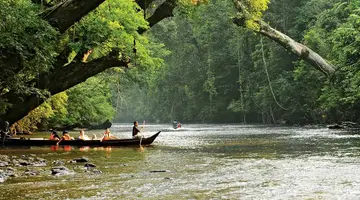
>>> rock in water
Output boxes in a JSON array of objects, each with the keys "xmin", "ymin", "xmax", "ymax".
[
  {"xmin": 0, "ymin": 176, "xmax": 6, "ymax": 183},
  {"xmin": 0, "ymin": 161, "xmax": 9, "ymax": 167},
  {"xmin": 24, "ymin": 169, "xmax": 39, "ymax": 176},
  {"xmin": 92, "ymin": 169, "xmax": 102, "ymax": 174},
  {"xmin": 71, "ymin": 157, "xmax": 89, "ymax": 163},
  {"xmin": 52, "ymin": 160, "xmax": 65, "ymax": 166},
  {"xmin": 0, "ymin": 171, "xmax": 7, "ymax": 183},
  {"xmin": 85, "ymin": 168, "xmax": 102, "ymax": 174},
  {"xmin": 17, "ymin": 159, "xmax": 31, "ymax": 166},
  {"xmin": 84, "ymin": 163, "xmax": 96, "ymax": 168},
  {"xmin": 51, "ymin": 166, "xmax": 75, "ymax": 176},
  {"xmin": 5, "ymin": 168, "xmax": 17, "ymax": 177},
  {"xmin": 149, "ymin": 170, "xmax": 170, "ymax": 173},
  {"xmin": 0, "ymin": 155, "xmax": 9, "ymax": 160},
  {"xmin": 33, "ymin": 162, "xmax": 47, "ymax": 167}
]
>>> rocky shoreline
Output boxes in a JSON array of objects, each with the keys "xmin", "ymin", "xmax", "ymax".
[{"xmin": 0, "ymin": 154, "xmax": 101, "ymax": 183}]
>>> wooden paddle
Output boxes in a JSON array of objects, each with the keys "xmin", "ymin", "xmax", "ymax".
[{"xmin": 139, "ymin": 120, "xmax": 145, "ymax": 151}]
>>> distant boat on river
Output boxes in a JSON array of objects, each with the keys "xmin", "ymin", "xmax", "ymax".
[{"xmin": 172, "ymin": 120, "xmax": 182, "ymax": 129}]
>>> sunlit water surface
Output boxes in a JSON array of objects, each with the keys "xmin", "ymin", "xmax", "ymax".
[{"xmin": 1, "ymin": 124, "xmax": 360, "ymax": 199}]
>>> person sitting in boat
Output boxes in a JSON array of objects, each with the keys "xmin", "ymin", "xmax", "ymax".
[
  {"xmin": 62, "ymin": 130, "xmax": 74, "ymax": 140},
  {"xmin": 56, "ymin": 130, "xmax": 74, "ymax": 145},
  {"xmin": 77, "ymin": 129, "xmax": 90, "ymax": 140},
  {"xmin": 49, "ymin": 130, "xmax": 60, "ymax": 140},
  {"xmin": 177, "ymin": 122, "xmax": 182, "ymax": 128},
  {"xmin": 101, "ymin": 128, "xmax": 117, "ymax": 141},
  {"xmin": 0, "ymin": 121, "xmax": 10, "ymax": 139},
  {"xmin": 172, "ymin": 120, "xmax": 178, "ymax": 129},
  {"xmin": 132, "ymin": 121, "xmax": 142, "ymax": 139}
]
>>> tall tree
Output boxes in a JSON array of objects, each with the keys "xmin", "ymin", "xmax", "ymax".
[{"xmin": 0, "ymin": 0, "xmax": 178, "ymax": 124}]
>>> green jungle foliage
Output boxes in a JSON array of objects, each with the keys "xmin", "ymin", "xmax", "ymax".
[
  {"xmin": 2, "ymin": 0, "xmax": 360, "ymax": 129},
  {"xmin": 0, "ymin": 0, "xmax": 57, "ymax": 114},
  {"xmin": 0, "ymin": 0, "xmax": 159, "ymax": 130},
  {"xmin": 115, "ymin": 0, "xmax": 360, "ymax": 125}
]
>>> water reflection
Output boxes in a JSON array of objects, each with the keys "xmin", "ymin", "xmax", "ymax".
[
  {"xmin": 79, "ymin": 146, "xmax": 90, "ymax": 152},
  {"xmin": 47, "ymin": 144, "xmax": 147, "ymax": 155},
  {"xmin": 49, "ymin": 145, "xmax": 115, "ymax": 152}
]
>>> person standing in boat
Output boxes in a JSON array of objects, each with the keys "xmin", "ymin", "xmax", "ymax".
[{"xmin": 132, "ymin": 121, "xmax": 142, "ymax": 139}]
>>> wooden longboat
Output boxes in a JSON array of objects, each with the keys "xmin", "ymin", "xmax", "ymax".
[{"xmin": 0, "ymin": 131, "xmax": 161, "ymax": 147}]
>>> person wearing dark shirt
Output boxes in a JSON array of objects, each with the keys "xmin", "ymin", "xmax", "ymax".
[{"xmin": 132, "ymin": 121, "xmax": 141, "ymax": 138}]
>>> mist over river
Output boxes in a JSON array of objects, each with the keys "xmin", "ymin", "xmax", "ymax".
[{"xmin": 1, "ymin": 124, "xmax": 360, "ymax": 199}]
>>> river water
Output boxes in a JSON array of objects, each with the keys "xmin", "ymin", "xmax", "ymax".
[{"xmin": 1, "ymin": 124, "xmax": 360, "ymax": 199}]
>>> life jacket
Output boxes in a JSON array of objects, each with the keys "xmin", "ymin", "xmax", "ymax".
[
  {"xmin": 103, "ymin": 131, "xmax": 115, "ymax": 140},
  {"xmin": 102, "ymin": 133, "xmax": 110, "ymax": 140},
  {"xmin": 62, "ymin": 134, "xmax": 71, "ymax": 140}
]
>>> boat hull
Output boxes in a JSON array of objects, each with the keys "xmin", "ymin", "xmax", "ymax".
[{"xmin": 0, "ymin": 131, "xmax": 161, "ymax": 147}]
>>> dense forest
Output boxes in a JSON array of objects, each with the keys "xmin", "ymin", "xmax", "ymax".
[
  {"xmin": 115, "ymin": 0, "xmax": 360, "ymax": 125},
  {"xmin": 1, "ymin": 0, "xmax": 359, "ymax": 131}
]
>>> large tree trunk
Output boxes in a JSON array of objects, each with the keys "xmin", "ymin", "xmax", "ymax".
[{"xmin": 232, "ymin": 1, "xmax": 336, "ymax": 77}]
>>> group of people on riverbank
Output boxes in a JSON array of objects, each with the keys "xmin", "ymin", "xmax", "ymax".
[{"xmin": 49, "ymin": 121, "xmax": 144, "ymax": 143}]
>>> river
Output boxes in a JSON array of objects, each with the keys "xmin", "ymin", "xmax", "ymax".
[{"xmin": 1, "ymin": 124, "xmax": 360, "ymax": 199}]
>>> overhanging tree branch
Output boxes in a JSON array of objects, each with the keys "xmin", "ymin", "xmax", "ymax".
[
  {"xmin": 40, "ymin": 0, "xmax": 175, "ymax": 34},
  {"xmin": 47, "ymin": 50, "xmax": 130, "ymax": 94},
  {"xmin": 138, "ymin": 0, "xmax": 177, "ymax": 34},
  {"xmin": 135, "ymin": 0, "xmax": 157, "ymax": 10},
  {"xmin": 4, "ymin": 50, "xmax": 130, "ymax": 124},
  {"xmin": 232, "ymin": 0, "xmax": 336, "ymax": 77},
  {"xmin": 42, "ymin": 0, "xmax": 106, "ymax": 33}
]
